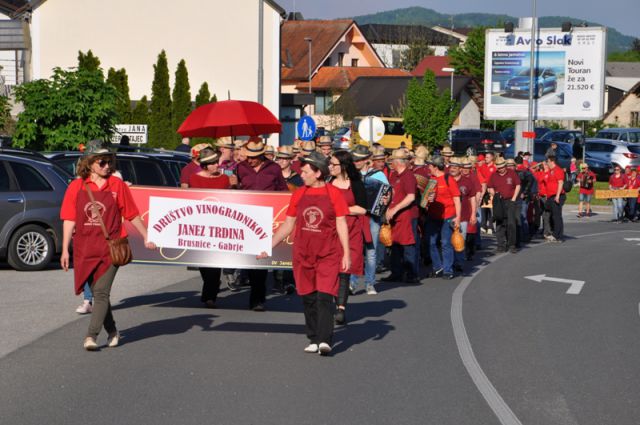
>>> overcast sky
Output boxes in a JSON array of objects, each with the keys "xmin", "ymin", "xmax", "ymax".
[{"xmin": 283, "ymin": 0, "xmax": 640, "ymax": 39}]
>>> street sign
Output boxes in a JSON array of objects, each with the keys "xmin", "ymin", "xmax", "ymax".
[
  {"xmin": 296, "ymin": 116, "xmax": 316, "ymax": 141},
  {"xmin": 525, "ymin": 274, "xmax": 585, "ymax": 295},
  {"xmin": 358, "ymin": 116, "xmax": 385, "ymax": 144},
  {"xmin": 111, "ymin": 124, "xmax": 148, "ymax": 144}
]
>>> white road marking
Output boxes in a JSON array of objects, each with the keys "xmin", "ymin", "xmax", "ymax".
[
  {"xmin": 451, "ymin": 229, "xmax": 640, "ymax": 425},
  {"xmin": 525, "ymin": 274, "xmax": 585, "ymax": 295}
]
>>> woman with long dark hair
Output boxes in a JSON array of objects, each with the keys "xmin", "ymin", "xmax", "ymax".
[{"xmin": 329, "ymin": 150, "xmax": 368, "ymax": 325}]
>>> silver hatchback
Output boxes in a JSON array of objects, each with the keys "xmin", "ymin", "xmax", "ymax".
[{"xmin": 584, "ymin": 139, "xmax": 640, "ymax": 171}]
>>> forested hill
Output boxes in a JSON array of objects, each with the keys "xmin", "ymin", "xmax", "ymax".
[{"xmin": 349, "ymin": 7, "xmax": 634, "ymax": 52}]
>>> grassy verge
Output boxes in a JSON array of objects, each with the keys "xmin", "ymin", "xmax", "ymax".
[{"xmin": 564, "ymin": 181, "xmax": 610, "ymax": 205}]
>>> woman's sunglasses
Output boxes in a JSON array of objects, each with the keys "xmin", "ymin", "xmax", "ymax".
[{"xmin": 96, "ymin": 159, "xmax": 113, "ymax": 168}]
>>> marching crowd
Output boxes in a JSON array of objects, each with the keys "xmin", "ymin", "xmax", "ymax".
[{"xmin": 65, "ymin": 135, "xmax": 639, "ymax": 354}]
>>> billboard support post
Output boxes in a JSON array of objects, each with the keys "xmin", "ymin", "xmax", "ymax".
[{"xmin": 527, "ymin": 1, "xmax": 537, "ymax": 155}]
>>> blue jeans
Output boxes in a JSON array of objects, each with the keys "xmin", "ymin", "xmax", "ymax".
[
  {"xmin": 390, "ymin": 218, "xmax": 420, "ymax": 279},
  {"xmin": 83, "ymin": 280, "xmax": 93, "ymax": 301},
  {"xmin": 520, "ymin": 200, "xmax": 530, "ymax": 242},
  {"xmin": 612, "ymin": 198, "xmax": 625, "ymax": 220},
  {"xmin": 627, "ymin": 198, "xmax": 638, "ymax": 219},
  {"xmin": 352, "ymin": 217, "xmax": 381, "ymax": 288},
  {"xmin": 426, "ymin": 217, "xmax": 455, "ymax": 274},
  {"xmin": 475, "ymin": 208, "xmax": 482, "ymax": 249},
  {"xmin": 454, "ymin": 221, "xmax": 468, "ymax": 267}
]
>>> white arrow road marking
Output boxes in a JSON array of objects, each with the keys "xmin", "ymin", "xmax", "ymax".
[
  {"xmin": 525, "ymin": 274, "xmax": 585, "ymax": 295},
  {"xmin": 624, "ymin": 238, "xmax": 640, "ymax": 245}
]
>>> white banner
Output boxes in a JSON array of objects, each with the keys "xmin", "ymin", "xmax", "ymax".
[
  {"xmin": 147, "ymin": 196, "xmax": 273, "ymax": 256},
  {"xmin": 484, "ymin": 27, "xmax": 606, "ymax": 120}
]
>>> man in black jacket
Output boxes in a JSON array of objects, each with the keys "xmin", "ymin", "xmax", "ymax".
[{"xmin": 511, "ymin": 157, "xmax": 535, "ymax": 244}]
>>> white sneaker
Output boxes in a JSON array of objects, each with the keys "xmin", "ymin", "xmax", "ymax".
[
  {"xmin": 107, "ymin": 332, "xmax": 120, "ymax": 348},
  {"xmin": 366, "ymin": 285, "xmax": 378, "ymax": 295},
  {"xmin": 75, "ymin": 300, "xmax": 92, "ymax": 314},
  {"xmin": 318, "ymin": 342, "xmax": 332, "ymax": 355},
  {"xmin": 304, "ymin": 343, "xmax": 318, "ymax": 353}
]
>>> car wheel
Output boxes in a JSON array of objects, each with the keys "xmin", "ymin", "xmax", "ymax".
[
  {"xmin": 537, "ymin": 84, "xmax": 544, "ymax": 98},
  {"xmin": 7, "ymin": 224, "xmax": 55, "ymax": 271}
]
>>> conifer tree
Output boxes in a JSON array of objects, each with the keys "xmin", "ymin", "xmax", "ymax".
[
  {"xmin": 149, "ymin": 50, "xmax": 173, "ymax": 148},
  {"xmin": 171, "ymin": 59, "xmax": 192, "ymax": 143},
  {"xmin": 77, "ymin": 50, "xmax": 101, "ymax": 72},
  {"xmin": 107, "ymin": 68, "xmax": 132, "ymax": 124},
  {"xmin": 195, "ymin": 82, "xmax": 211, "ymax": 108},
  {"xmin": 131, "ymin": 96, "xmax": 150, "ymax": 125}
]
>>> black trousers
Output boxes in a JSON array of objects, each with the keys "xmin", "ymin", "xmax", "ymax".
[
  {"xmin": 546, "ymin": 195, "xmax": 565, "ymax": 239},
  {"xmin": 495, "ymin": 200, "xmax": 518, "ymax": 250},
  {"xmin": 249, "ymin": 269, "xmax": 268, "ymax": 308},
  {"xmin": 302, "ymin": 291, "xmax": 334, "ymax": 345},
  {"xmin": 199, "ymin": 267, "xmax": 222, "ymax": 303}
]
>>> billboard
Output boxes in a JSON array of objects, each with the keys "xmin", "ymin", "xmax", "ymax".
[{"xmin": 484, "ymin": 27, "xmax": 606, "ymax": 120}]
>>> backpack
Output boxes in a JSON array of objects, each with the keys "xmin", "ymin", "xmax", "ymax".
[{"xmin": 562, "ymin": 169, "xmax": 573, "ymax": 193}]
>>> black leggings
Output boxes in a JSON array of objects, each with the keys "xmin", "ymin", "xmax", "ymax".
[{"xmin": 302, "ymin": 291, "xmax": 334, "ymax": 345}]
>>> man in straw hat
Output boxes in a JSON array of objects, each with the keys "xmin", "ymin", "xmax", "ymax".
[
  {"xmin": 318, "ymin": 135, "xmax": 333, "ymax": 158},
  {"xmin": 448, "ymin": 157, "xmax": 478, "ymax": 272},
  {"xmin": 440, "ymin": 145, "xmax": 454, "ymax": 168},
  {"xmin": 292, "ymin": 140, "xmax": 316, "ymax": 174},
  {"xmin": 276, "ymin": 146, "xmax": 303, "ymax": 190},
  {"xmin": 423, "ymin": 156, "xmax": 461, "ymax": 280},
  {"xmin": 180, "ymin": 142, "xmax": 211, "ymax": 188},
  {"xmin": 217, "ymin": 137, "xmax": 237, "ymax": 176},
  {"xmin": 477, "ymin": 150, "xmax": 497, "ymax": 234},
  {"xmin": 487, "ymin": 156, "xmax": 521, "ymax": 253},
  {"xmin": 351, "ymin": 145, "xmax": 389, "ymax": 294},
  {"xmin": 381, "ymin": 148, "xmax": 420, "ymax": 284},
  {"xmin": 236, "ymin": 137, "xmax": 288, "ymax": 311}
]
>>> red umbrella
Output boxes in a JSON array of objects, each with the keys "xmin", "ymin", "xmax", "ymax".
[{"xmin": 177, "ymin": 100, "xmax": 281, "ymax": 138}]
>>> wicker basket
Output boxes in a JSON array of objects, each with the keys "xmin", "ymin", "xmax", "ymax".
[
  {"xmin": 451, "ymin": 225, "xmax": 465, "ymax": 253},
  {"xmin": 379, "ymin": 224, "xmax": 393, "ymax": 247}
]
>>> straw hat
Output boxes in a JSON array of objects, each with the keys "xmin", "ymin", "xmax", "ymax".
[
  {"xmin": 371, "ymin": 146, "xmax": 386, "ymax": 160},
  {"xmin": 390, "ymin": 148, "xmax": 409, "ymax": 160},
  {"xmin": 292, "ymin": 139, "xmax": 302, "ymax": 153},
  {"xmin": 301, "ymin": 151, "xmax": 329, "ymax": 176},
  {"xmin": 244, "ymin": 140, "xmax": 266, "ymax": 157},
  {"xmin": 300, "ymin": 140, "xmax": 316, "ymax": 156},
  {"xmin": 318, "ymin": 135, "xmax": 332, "ymax": 146},
  {"xmin": 198, "ymin": 148, "xmax": 219, "ymax": 165},
  {"xmin": 505, "ymin": 158, "xmax": 516, "ymax": 167},
  {"xmin": 460, "ymin": 157, "xmax": 472, "ymax": 168},
  {"xmin": 441, "ymin": 146, "xmax": 454, "ymax": 157},
  {"xmin": 264, "ymin": 145, "xmax": 276, "ymax": 156},
  {"xmin": 449, "ymin": 157, "xmax": 464, "ymax": 167},
  {"xmin": 351, "ymin": 145, "xmax": 372, "ymax": 161},
  {"xmin": 495, "ymin": 157, "xmax": 506, "ymax": 168},
  {"xmin": 233, "ymin": 140, "xmax": 246, "ymax": 150},
  {"xmin": 191, "ymin": 143, "xmax": 212, "ymax": 158},
  {"xmin": 276, "ymin": 145, "xmax": 294, "ymax": 159},
  {"xmin": 216, "ymin": 137, "xmax": 235, "ymax": 149}
]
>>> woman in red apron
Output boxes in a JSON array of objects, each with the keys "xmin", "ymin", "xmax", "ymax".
[
  {"xmin": 258, "ymin": 152, "xmax": 350, "ymax": 355},
  {"xmin": 328, "ymin": 150, "xmax": 368, "ymax": 325},
  {"xmin": 60, "ymin": 141, "xmax": 155, "ymax": 351},
  {"xmin": 189, "ymin": 148, "xmax": 230, "ymax": 308}
]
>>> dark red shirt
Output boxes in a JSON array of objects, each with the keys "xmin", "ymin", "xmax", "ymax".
[
  {"xmin": 455, "ymin": 175, "xmax": 478, "ymax": 222},
  {"xmin": 488, "ymin": 169, "xmax": 521, "ymax": 199},
  {"xmin": 428, "ymin": 174, "xmax": 460, "ymax": 220},
  {"xmin": 179, "ymin": 161, "xmax": 201, "ymax": 186},
  {"xmin": 236, "ymin": 160, "xmax": 287, "ymax": 191},
  {"xmin": 286, "ymin": 184, "xmax": 349, "ymax": 217},
  {"xmin": 389, "ymin": 167, "xmax": 419, "ymax": 220},
  {"xmin": 189, "ymin": 173, "xmax": 231, "ymax": 189}
]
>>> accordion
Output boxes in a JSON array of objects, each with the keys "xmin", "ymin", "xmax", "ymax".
[{"xmin": 364, "ymin": 178, "xmax": 391, "ymax": 217}]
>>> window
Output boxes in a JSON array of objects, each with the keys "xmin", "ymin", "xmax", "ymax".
[
  {"xmin": 314, "ymin": 91, "xmax": 333, "ymax": 115},
  {"xmin": 0, "ymin": 162, "xmax": 10, "ymax": 191},
  {"xmin": 131, "ymin": 159, "xmax": 166, "ymax": 186},
  {"xmin": 620, "ymin": 132, "xmax": 628, "ymax": 141},
  {"xmin": 631, "ymin": 111, "xmax": 640, "ymax": 127},
  {"xmin": 629, "ymin": 131, "xmax": 640, "ymax": 143},
  {"xmin": 351, "ymin": 58, "xmax": 358, "ymax": 67},
  {"xmin": 9, "ymin": 162, "xmax": 52, "ymax": 191},
  {"xmin": 384, "ymin": 121, "xmax": 406, "ymax": 136},
  {"xmin": 338, "ymin": 53, "xmax": 345, "ymax": 67}
]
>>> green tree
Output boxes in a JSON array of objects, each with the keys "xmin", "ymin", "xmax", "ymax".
[
  {"xmin": 399, "ymin": 40, "xmax": 435, "ymax": 71},
  {"xmin": 77, "ymin": 50, "xmax": 101, "ymax": 72},
  {"xmin": 149, "ymin": 50, "xmax": 173, "ymax": 148},
  {"xmin": 195, "ymin": 82, "xmax": 211, "ymax": 108},
  {"xmin": 403, "ymin": 70, "xmax": 458, "ymax": 149},
  {"xmin": 172, "ymin": 59, "xmax": 192, "ymax": 143},
  {"xmin": 449, "ymin": 27, "xmax": 486, "ymax": 87},
  {"xmin": 131, "ymin": 96, "xmax": 150, "ymax": 125},
  {"xmin": 0, "ymin": 94, "xmax": 12, "ymax": 134},
  {"xmin": 608, "ymin": 50, "xmax": 640, "ymax": 62},
  {"xmin": 106, "ymin": 67, "xmax": 132, "ymax": 123},
  {"xmin": 13, "ymin": 68, "xmax": 117, "ymax": 151}
]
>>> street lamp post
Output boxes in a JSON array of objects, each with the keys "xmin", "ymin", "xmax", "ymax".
[{"xmin": 304, "ymin": 37, "xmax": 312, "ymax": 94}]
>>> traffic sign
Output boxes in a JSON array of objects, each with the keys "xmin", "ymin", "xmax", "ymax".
[
  {"xmin": 358, "ymin": 116, "xmax": 385, "ymax": 144},
  {"xmin": 296, "ymin": 116, "xmax": 316, "ymax": 141}
]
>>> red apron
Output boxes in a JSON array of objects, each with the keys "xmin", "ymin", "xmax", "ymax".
[
  {"xmin": 335, "ymin": 186, "xmax": 364, "ymax": 276},
  {"xmin": 72, "ymin": 185, "xmax": 122, "ymax": 295},
  {"xmin": 293, "ymin": 185, "xmax": 342, "ymax": 297},
  {"xmin": 389, "ymin": 170, "xmax": 417, "ymax": 245}
]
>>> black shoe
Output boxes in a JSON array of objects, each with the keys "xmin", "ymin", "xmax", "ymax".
[
  {"xmin": 381, "ymin": 274, "xmax": 403, "ymax": 283},
  {"xmin": 430, "ymin": 268, "xmax": 443, "ymax": 278},
  {"xmin": 405, "ymin": 276, "xmax": 420, "ymax": 284},
  {"xmin": 509, "ymin": 247, "xmax": 518, "ymax": 254},
  {"xmin": 453, "ymin": 264, "xmax": 463, "ymax": 272},
  {"xmin": 284, "ymin": 283, "xmax": 295, "ymax": 295},
  {"xmin": 335, "ymin": 309, "xmax": 346, "ymax": 325},
  {"xmin": 443, "ymin": 273, "xmax": 455, "ymax": 280},
  {"xmin": 251, "ymin": 303, "xmax": 266, "ymax": 312}
]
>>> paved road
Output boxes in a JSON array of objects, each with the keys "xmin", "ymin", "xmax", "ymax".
[{"xmin": 1, "ymin": 213, "xmax": 638, "ymax": 425}]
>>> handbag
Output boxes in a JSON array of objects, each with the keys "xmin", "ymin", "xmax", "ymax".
[
  {"xmin": 84, "ymin": 182, "xmax": 132, "ymax": 266},
  {"xmin": 379, "ymin": 223, "xmax": 393, "ymax": 247},
  {"xmin": 451, "ymin": 225, "xmax": 465, "ymax": 253}
]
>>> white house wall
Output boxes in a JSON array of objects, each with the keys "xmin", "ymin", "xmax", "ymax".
[
  {"xmin": 453, "ymin": 91, "xmax": 480, "ymax": 129},
  {"xmin": 31, "ymin": 0, "xmax": 282, "ymax": 144}
]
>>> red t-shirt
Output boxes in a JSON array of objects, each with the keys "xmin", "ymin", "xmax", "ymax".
[
  {"xmin": 627, "ymin": 175, "xmax": 640, "ymax": 190},
  {"xmin": 477, "ymin": 162, "xmax": 496, "ymax": 184},
  {"xmin": 428, "ymin": 174, "xmax": 460, "ymax": 220},
  {"xmin": 544, "ymin": 166, "xmax": 565, "ymax": 197},
  {"xmin": 455, "ymin": 175, "xmax": 478, "ymax": 222},
  {"xmin": 179, "ymin": 161, "xmax": 201, "ymax": 186},
  {"xmin": 286, "ymin": 184, "xmax": 349, "ymax": 218},
  {"xmin": 488, "ymin": 169, "xmax": 521, "ymax": 199},
  {"xmin": 189, "ymin": 173, "xmax": 230, "ymax": 189},
  {"xmin": 577, "ymin": 171, "xmax": 597, "ymax": 195},
  {"xmin": 609, "ymin": 173, "xmax": 627, "ymax": 189},
  {"xmin": 60, "ymin": 176, "xmax": 139, "ymax": 237},
  {"xmin": 389, "ymin": 168, "xmax": 419, "ymax": 219}
]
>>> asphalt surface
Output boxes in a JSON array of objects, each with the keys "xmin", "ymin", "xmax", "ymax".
[{"xmin": 1, "ymin": 208, "xmax": 639, "ymax": 425}]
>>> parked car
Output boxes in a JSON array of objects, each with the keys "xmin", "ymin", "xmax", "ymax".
[
  {"xmin": 44, "ymin": 151, "xmax": 182, "ymax": 187},
  {"xmin": 332, "ymin": 127, "xmax": 351, "ymax": 150},
  {"xmin": 539, "ymin": 130, "xmax": 585, "ymax": 157},
  {"xmin": 0, "ymin": 151, "xmax": 72, "ymax": 271},
  {"xmin": 584, "ymin": 139, "xmax": 640, "ymax": 174},
  {"xmin": 501, "ymin": 127, "xmax": 551, "ymax": 145},
  {"xmin": 594, "ymin": 128, "xmax": 640, "ymax": 143},
  {"xmin": 448, "ymin": 129, "xmax": 506, "ymax": 154},
  {"xmin": 505, "ymin": 68, "xmax": 558, "ymax": 98},
  {"xmin": 503, "ymin": 140, "xmax": 573, "ymax": 169},
  {"xmin": 351, "ymin": 117, "xmax": 412, "ymax": 150}
]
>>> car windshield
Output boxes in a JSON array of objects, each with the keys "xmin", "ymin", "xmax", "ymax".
[
  {"xmin": 335, "ymin": 127, "xmax": 349, "ymax": 135},
  {"xmin": 517, "ymin": 68, "xmax": 542, "ymax": 77},
  {"xmin": 596, "ymin": 131, "xmax": 617, "ymax": 140},
  {"xmin": 542, "ymin": 131, "xmax": 569, "ymax": 142}
]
